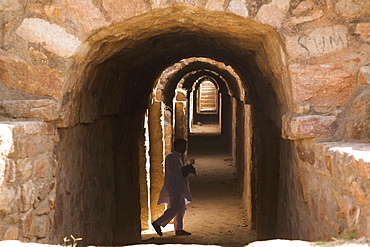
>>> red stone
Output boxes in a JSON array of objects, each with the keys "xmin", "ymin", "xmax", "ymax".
[
  {"xmin": 287, "ymin": 114, "xmax": 338, "ymax": 139},
  {"xmin": 0, "ymin": 50, "xmax": 63, "ymax": 100},
  {"xmin": 292, "ymin": 0, "xmax": 315, "ymax": 16},
  {"xmin": 290, "ymin": 63, "xmax": 356, "ymax": 108},
  {"xmin": 103, "ymin": 0, "xmax": 151, "ymax": 22},
  {"xmin": 64, "ymin": 0, "xmax": 109, "ymax": 32},
  {"xmin": 35, "ymin": 155, "xmax": 50, "ymax": 178}
]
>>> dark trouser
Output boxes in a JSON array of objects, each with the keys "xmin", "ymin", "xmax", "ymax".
[{"xmin": 155, "ymin": 194, "xmax": 186, "ymax": 230}]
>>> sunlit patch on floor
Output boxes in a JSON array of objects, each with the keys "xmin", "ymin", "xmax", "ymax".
[{"xmin": 142, "ymin": 223, "xmax": 176, "ymax": 235}]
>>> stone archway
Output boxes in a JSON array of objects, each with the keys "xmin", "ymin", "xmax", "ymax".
[
  {"xmin": 1, "ymin": 0, "xmax": 370, "ymax": 245},
  {"xmin": 53, "ymin": 5, "xmax": 291, "ymax": 245},
  {"xmin": 1, "ymin": 4, "xmax": 292, "ymax": 246},
  {"xmin": 144, "ymin": 57, "xmax": 247, "ymax": 230}
]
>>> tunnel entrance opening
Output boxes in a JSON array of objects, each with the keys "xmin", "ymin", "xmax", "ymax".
[
  {"xmin": 57, "ymin": 5, "xmax": 291, "ymax": 246},
  {"xmin": 189, "ymin": 76, "xmax": 222, "ymax": 135}
]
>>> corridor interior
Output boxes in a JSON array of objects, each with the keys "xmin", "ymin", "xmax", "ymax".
[{"xmin": 141, "ymin": 134, "xmax": 257, "ymax": 247}]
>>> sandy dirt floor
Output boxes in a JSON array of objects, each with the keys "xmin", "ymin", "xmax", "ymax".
[{"xmin": 141, "ymin": 149, "xmax": 257, "ymax": 247}]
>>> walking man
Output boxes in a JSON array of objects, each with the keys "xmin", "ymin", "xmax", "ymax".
[{"xmin": 152, "ymin": 138, "xmax": 193, "ymax": 236}]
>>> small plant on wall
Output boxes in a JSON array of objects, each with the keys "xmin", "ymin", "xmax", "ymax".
[{"xmin": 62, "ymin": 235, "xmax": 82, "ymax": 247}]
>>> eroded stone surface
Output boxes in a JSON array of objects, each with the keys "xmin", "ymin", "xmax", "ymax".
[
  {"xmin": 0, "ymin": 50, "xmax": 64, "ymax": 100},
  {"xmin": 0, "ymin": 121, "xmax": 56, "ymax": 242},
  {"xmin": 102, "ymin": 0, "xmax": 151, "ymax": 22},
  {"xmin": 0, "ymin": 0, "xmax": 20, "ymax": 11},
  {"xmin": 334, "ymin": 85, "xmax": 370, "ymax": 141},
  {"xmin": 292, "ymin": 0, "xmax": 315, "ymax": 16},
  {"xmin": 0, "ymin": 99, "xmax": 59, "ymax": 121},
  {"xmin": 354, "ymin": 23, "xmax": 370, "ymax": 43},
  {"xmin": 287, "ymin": 114, "xmax": 338, "ymax": 140},
  {"xmin": 358, "ymin": 65, "xmax": 370, "ymax": 85},
  {"xmin": 227, "ymin": 0, "xmax": 248, "ymax": 17},
  {"xmin": 0, "ymin": 0, "xmax": 370, "ymax": 244},
  {"xmin": 334, "ymin": 0, "xmax": 370, "ymax": 17},
  {"xmin": 63, "ymin": 0, "xmax": 109, "ymax": 33},
  {"xmin": 256, "ymin": 0, "xmax": 290, "ymax": 28},
  {"xmin": 16, "ymin": 18, "xmax": 82, "ymax": 58},
  {"xmin": 286, "ymin": 25, "xmax": 349, "ymax": 59},
  {"xmin": 290, "ymin": 63, "xmax": 356, "ymax": 109}
]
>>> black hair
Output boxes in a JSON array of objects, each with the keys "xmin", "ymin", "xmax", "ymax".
[{"xmin": 174, "ymin": 138, "xmax": 187, "ymax": 149}]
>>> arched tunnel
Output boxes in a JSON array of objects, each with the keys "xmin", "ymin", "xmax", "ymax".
[{"xmin": 54, "ymin": 6, "xmax": 291, "ymax": 246}]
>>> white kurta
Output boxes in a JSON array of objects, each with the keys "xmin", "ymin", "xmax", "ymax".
[{"xmin": 157, "ymin": 150, "xmax": 192, "ymax": 205}]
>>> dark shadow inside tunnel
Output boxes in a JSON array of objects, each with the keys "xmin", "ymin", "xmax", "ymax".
[{"xmin": 56, "ymin": 6, "xmax": 289, "ymax": 246}]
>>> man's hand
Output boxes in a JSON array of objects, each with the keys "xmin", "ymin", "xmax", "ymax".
[{"xmin": 187, "ymin": 157, "xmax": 195, "ymax": 165}]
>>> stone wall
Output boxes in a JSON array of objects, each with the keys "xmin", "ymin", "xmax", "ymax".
[
  {"xmin": 55, "ymin": 117, "xmax": 117, "ymax": 246},
  {"xmin": 278, "ymin": 69, "xmax": 370, "ymax": 241},
  {"xmin": 0, "ymin": 0, "xmax": 370, "ymax": 245},
  {"xmin": 278, "ymin": 140, "xmax": 370, "ymax": 241},
  {"xmin": 0, "ymin": 121, "xmax": 57, "ymax": 243}
]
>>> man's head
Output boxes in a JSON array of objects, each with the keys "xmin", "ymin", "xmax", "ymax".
[{"xmin": 174, "ymin": 138, "xmax": 187, "ymax": 153}]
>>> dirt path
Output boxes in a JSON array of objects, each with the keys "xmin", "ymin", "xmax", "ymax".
[{"xmin": 141, "ymin": 151, "xmax": 257, "ymax": 247}]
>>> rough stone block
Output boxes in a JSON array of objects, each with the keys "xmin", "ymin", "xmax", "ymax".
[
  {"xmin": 0, "ymin": 186, "xmax": 16, "ymax": 213},
  {"xmin": 358, "ymin": 65, "xmax": 370, "ymax": 85},
  {"xmin": 103, "ymin": 0, "xmax": 151, "ymax": 22},
  {"xmin": 354, "ymin": 23, "xmax": 370, "ymax": 43},
  {"xmin": 64, "ymin": 0, "xmax": 109, "ymax": 33},
  {"xmin": 16, "ymin": 18, "xmax": 82, "ymax": 58},
  {"xmin": 342, "ymin": 195, "xmax": 359, "ymax": 229},
  {"xmin": 175, "ymin": 88, "xmax": 187, "ymax": 101},
  {"xmin": 34, "ymin": 215, "xmax": 50, "ymax": 238},
  {"xmin": 292, "ymin": 0, "xmax": 314, "ymax": 16},
  {"xmin": 287, "ymin": 9, "xmax": 323, "ymax": 26},
  {"xmin": 334, "ymin": 0, "xmax": 370, "ymax": 17},
  {"xmin": 349, "ymin": 176, "xmax": 368, "ymax": 206},
  {"xmin": 1, "ymin": 99, "xmax": 59, "ymax": 121},
  {"xmin": 0, "ymin": 0, "xmax": 20, "ymax": 11},
  {"xmin": 25, "ymin": 103, "xmax": 59, "ymax": 122},
  {"xmin": 286, "ymin": 114, "xmax": 338, "ymax": 139},
  {"xmin": 21, "ymin": 212, "xmax": 36, "ymax": 240},
  {"xmin": 4, "ymin": 227, "xmax": 19, "ymax": 240},
  {"xmin": 21, "ymin": 181, "xmax": 36, "ymax": 213},
  {"xmin": 35, "ymin": 155, "xmax": 51, "ymax": 178},
  {"xmin": 0, "ymin": 124, "xmax": 14, "ymax": 156},
  {"xmin": 28, "ymin": 4, "xmax": 45, "ymax": 15},
  {"xmin": 352, "ymin": 159, "xmax": 370, "ymax": 180},
  {"xmin": 205, "ymin": 0, "xmax": 224, "ymax": 11},
  {"xmin": 16, "ymin": 140, "xmax": 36, "ymax": 159},
  {"xmin": 4, "ymin": 159, "xmax": 16, "ymax": 183},
  {"xmin": 17, "ymin": 158, "xmax": 34, "ymax": 181},
  {"xmin": 227, "ymin": 0, "xmax": 248, "ymax": 17},
  {"xmin": 286, "ymin": 25, "xmax": 349, "ymax": 59},
  {"xmin": 0, "ymin": 50, "xmax": 64, "ymax": 99},
  {"xmin": 289, "ymin": 63, "xmax": 356, "ymax": 108},
  {"xmin": 36, "ymin": 200, "xmax": 52, "ymax": 216},
  {"xmin": 21, "ymin": 122, "xmax": 55, "ymax": 135},
  {"xmin": 44, "ymin": 4, "xmax": 66, "ymax": 21},
  {"xmin": 256, "ymin": 1, "xmax": 287, "ymax": 29}
]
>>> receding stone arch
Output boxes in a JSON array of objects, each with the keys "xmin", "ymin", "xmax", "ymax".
[
  {"xmin": 152, "ymin": 56, "xmax": 244, "ymax": 155},
  {"xmin": 154, "ymin": 57, "xmax": 245, "ymax": 105}
]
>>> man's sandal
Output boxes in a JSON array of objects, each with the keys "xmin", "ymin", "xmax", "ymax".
[
  {"xmin": 152, "ymin": 221, "xmax": 163, "ymax": 236},
  {"xmin": 175, "ymin": 230, "xmax": 191, "ymax": 236}
]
